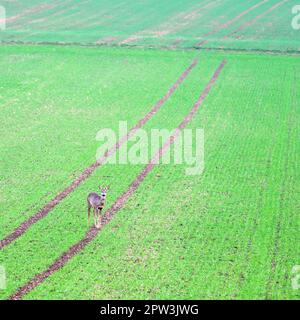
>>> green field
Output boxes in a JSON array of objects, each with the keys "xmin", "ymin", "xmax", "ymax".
[
  {"xmin": 1, "ymin": 0, "xmax": 299, "ymax": 52},
  {"xmin": 0, "ymin": 1, "xmax": 299, "ymax": 300}
]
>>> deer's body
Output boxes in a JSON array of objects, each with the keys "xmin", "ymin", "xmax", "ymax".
[{"xmin": 87, "ymin": 186, "xmax": 109, "ymax": 229}]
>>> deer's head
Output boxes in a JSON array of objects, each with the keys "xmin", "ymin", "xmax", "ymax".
[{"xmin": 98, "ymin": 185, "xmax": 110, "ymax": 208}]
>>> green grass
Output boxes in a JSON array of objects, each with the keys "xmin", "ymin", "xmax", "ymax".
[
  {"xmin": 0, "ymin": 0, "xmax": 299, "ymax": 52},
  {"xmin": 0, "ymin": 45, "xmax": 299, "ymax": 299},
  {"xmin": 0, "ymin": 44, "xmax": 198, "ymax": 239}
]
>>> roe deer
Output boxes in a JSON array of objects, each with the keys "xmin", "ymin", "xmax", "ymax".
[{"xmin": 87, "ymin": 186, "xmax": 110, "ymax": 228}]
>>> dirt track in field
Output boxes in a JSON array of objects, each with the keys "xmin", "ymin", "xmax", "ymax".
[
  {"xmin": 9, "ymin": 59, "xmax": 227, "ymax": 300},
  {"xmin": 119, "ymin": 0, "xmax": 220, "ymax": 45},
  {"xmin": 196, "ymin": 0, "xmax": 268, "ymax": 47},
  {"xmin": 0, "ymin": 3, "xmax": 56, "ymax": 25},
  {"xmin": 0, "ymin": 59, "xmax": 198, "ymax": 251},
  {"xmin": 159, "ymin": 1, "xmax": 216, "ymax": 36},
  {"xmin": 223, "ymin": 0, "xmax": 288, "ymax": 40}
]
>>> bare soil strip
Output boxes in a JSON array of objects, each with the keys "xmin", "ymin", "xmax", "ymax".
[
  {"xmin": 119, "ymin": 0, "xmax": 220, "ymax": 46},
  {"xmin": 0, "ymin": 3, "xmax": 57, "ymax": 25},
  {"xmin": 9, "ymin": 60, "xmax": 227, "ymax": 300},
  {"xmin": 95, "ymin": 37, "xmax": 118, "ymax": 45},
  {"xmin": 223, "ymin": 0, "xmax": 288, "ymax": 40},
  {"xmin": 0, "ymin": 59, "xmax": 198, "ymax": 251},
  {"xmin": 120, "ymin": 36, "xmax": 139, "ymax": 45},
  {"xmin": 196, "ymin": 0, "xmax": 268, "ymax": 47}
]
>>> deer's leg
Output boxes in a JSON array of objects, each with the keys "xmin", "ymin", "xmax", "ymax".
[
  {"xmin": 93, "ymin": 208, "xmax": 97, "ymax": 227},
  {"xmin": 96, "ymin": 212, "xmax": 101, "ymax": 229},
  {"xmin": 98, "ymin": 210, "xmax": 103, "ymax": 228},
  {"xmin": 94, "ymin": 208, "xmax": 100, "ymax": 228},
  {"xmin": 95, "ymin": 210, "xmax": 101, "ymax": 229},
  {"xmin": 87, "ymin": 204, "xmax": 91, "ymax": 227}
]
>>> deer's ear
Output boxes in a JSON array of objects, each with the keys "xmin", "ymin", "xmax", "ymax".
[{"xmin": 99, "ymin": 186, "xmax": 102, "ymax": 191}]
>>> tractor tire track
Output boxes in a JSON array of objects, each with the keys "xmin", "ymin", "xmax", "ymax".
[
  {"xmin": 0, "ymin": 58, "xmax": 198, "ymax": 251},
  {"xmin": 196, "ymin": 0, "xmax": 268, "ymax": 47},
  {"xmin": 223, "ymin": 0, "xmax": 289, "ymax": 40},
  {"xmin": 119, "ymin": 0, "xmax": 221, "ymax": 46},
  {"xmin": 9, "ymin": 60, "xmax": 227, "ymax": 300},
  {"xmin": 0, "ymin": 0, "xmax": 63, "ymax": 27}
]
